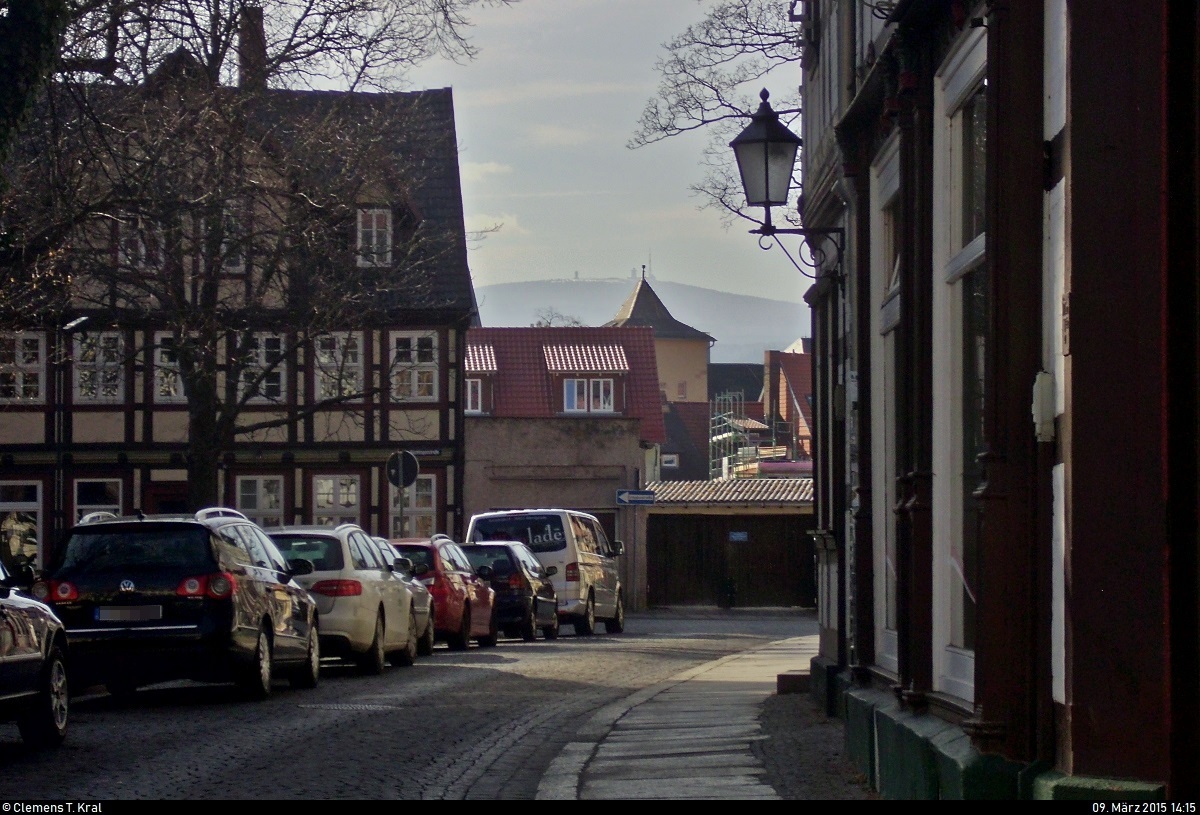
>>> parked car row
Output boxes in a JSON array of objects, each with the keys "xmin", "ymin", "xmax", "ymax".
[{"xmin": 0, "ymin": 505, "xmax": 625, "ymax": 750}]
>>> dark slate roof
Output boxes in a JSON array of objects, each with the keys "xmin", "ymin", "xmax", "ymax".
[
  {"xmin": 709, "ymin": 362, "xmax": 765, "ymax": 401},
  {"xmin": 605, "ymin": 278, "xmax": 715, "ymax": 342},
  {"xmin": 646, "ymin": 478, "xmax": 813, "ymax": 505},
  {"xmin": 251, "ymin": 86, "xmax": 475, "ymax": 319},
  {"xmin": 465, "ymin": 326, "xmax": 666, "ymax": 444}
]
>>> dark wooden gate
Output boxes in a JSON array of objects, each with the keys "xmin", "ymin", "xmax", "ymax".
[{"xmin": 646, "ymin": 513, "xmax": 815, "ymax": 607}]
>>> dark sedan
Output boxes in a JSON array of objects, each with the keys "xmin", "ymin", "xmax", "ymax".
[{"xmin": 460, "ymin": 542, "xmax": 559, "ymax": 641}]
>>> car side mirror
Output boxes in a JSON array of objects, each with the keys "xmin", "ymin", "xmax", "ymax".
[
  {"xmin": 543, "ymin": 565, "xmax": 557, "ymax": 577},
  {"xmin": 289, "ymin": 558, "xmax": 315, "ymax": 576},
  {"xmin": 476, "ymin": 564, "xmax": 493, "ymax": 579},
  {"xmin": 610, "ymin": 540, "xmax": 624, "ymax": 556},
  {"xmin": 412, "ymin": 563, "xmax": 430, "ymax": 577},
  {"xmin": 393, "ymin": 556, "xmax": 413, "ymax": 574}
]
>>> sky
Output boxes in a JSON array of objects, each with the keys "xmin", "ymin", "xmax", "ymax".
[{"xmin": 406, "ymin": 0, "xmax": 811, "ymax": 331}]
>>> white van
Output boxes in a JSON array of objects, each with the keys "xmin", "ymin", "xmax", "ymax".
[{"xmin": 465, "ymin": 508, "xmax": 624, "ymax": 636}]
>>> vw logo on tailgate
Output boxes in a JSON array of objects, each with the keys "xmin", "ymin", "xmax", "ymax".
[{"xmin": 119, "ymin": 579, "xmax": 136, "ymax": 592}]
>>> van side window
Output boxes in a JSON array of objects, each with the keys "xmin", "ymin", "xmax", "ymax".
[
  {"xmin": 570, "ymin": 516, "xmax": 596, "ymax": 555},
  {"xmin": 588, "ymin": 519, "xmax": 612, "ymax": 557}
]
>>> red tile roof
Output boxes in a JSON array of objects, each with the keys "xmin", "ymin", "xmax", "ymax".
[{"xmin": 466, "ymin": 326, "xmax": 665, "ymax": 444}]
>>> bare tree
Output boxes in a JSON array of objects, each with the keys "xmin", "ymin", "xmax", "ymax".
[
  {"xmin": 2, "ymin": 2, "xmax": 506, "ymax": 508},
  {"xmin": 531, "ymin": 307, "xmax": 584, "ymax": 328},
  {"xmin": 628, "ymin": 0, "xmax": 801, "ymax": 230}
]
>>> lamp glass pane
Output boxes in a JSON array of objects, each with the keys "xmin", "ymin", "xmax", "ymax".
[
  {"xmin": 765, "ymin": 141, "xmax": 799, "ymax": 204},
  {"xmin": 734, "ymin": 141, "xmax": 768, "ymax": 205}
]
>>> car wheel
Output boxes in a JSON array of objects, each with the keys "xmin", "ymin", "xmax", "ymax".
[
  {"xmin": 290, "ymin": 624, "xmax": 320, "ymax": 689},
  {"xmin": 358, "ymin": 613, "xmax": 387, "ymax": 675},
  {"xmin": 447, "ymin": 606, "xmax": 470, "ymax": 651},
  {"xmin": 417, "ymin": 608, "xmax": 436, "ymax": 657},
  {"xmin": 604, "ymin": 591, "xmax": 625, "ymax": 634},
  {"xmin": 519, "ymin": 603, "xmax": 537, "ymax": 642},
  {"xmin": 392, "ymin": 607, "xmax": 418, "ymax": 667},
  {"xmin": 477, "ymin": 606, "xmax": 498, "ymax": 648},
  {"xmin": 542, "ymin": 612, "xmax": 560, "ymax": 641},
  {"xmin": 574, "ymin": 595, "xmax": 596, "ymax": 636},
  {"xmin": 239, "ymin": 627, "xmax": 273, "ymax": 700},
  {"xmin": 17, "ymin": 645, "xmax": 69, "ymax": 749}
]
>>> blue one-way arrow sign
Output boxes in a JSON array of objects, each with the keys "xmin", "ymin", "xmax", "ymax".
[{"xmin": 616, "ymin": 489, "xmax": 656, "ymax": 506}]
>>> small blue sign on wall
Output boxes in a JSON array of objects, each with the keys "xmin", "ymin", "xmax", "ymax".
[{"xmin": 729, "ymin": 531, "xmax": 749, "ymax": 542}]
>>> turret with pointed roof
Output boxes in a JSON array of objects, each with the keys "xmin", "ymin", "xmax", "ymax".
[{"xmin": 604, "ymin": 277, "xmax": 715, "ymax": 343}]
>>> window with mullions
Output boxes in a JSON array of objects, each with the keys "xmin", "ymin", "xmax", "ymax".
[
  {"xmin": 0, "ymin": 482, "xmax": 41, "ymax": 573},
  {"xmin": 0, "ymin": 332, "xmax": 44, "ymax": 402},
  {"xmin": 391, "ymin": 332, "xmax": 437, "ymax": 401},
  {"xmin": 75, "ymin": 479, "xmax": 121, "ymax": 520},
  {"xmin": 357, "ymin": 208, "xmax": 391, "ymax": 267},
  {"xmin": 465, "ymin": 378, "xmax": 483, "ymax": 413},
  {"xmin": 74, "ymin": 332, "xmax": 124, "ymax": 403},
  {"xmin": 390, "ymin": 475, "xmax": 435, "ymax": 539},
  {"xmin": 117, "ymin": 215, "xmax": 162, "ymax": 270},
  {"xmin": 239, "ymin": 333, "xmax": 285, "ymax": 402},
  {"xmin": 314, "ymin": 475, "xmax": 360, "ymax": 526},
  {"xmin": 237, "ymin": 476, "xmax": 284, "ymax": 528},
  {"xmin": 314, "ymin": 333, "xmax": 362, "ymax": 400},
  {"xmin": 563, "ymin": 378, "xmax": 613, "ymax": 413},
  {"xmin": 154, "ymin": 333, "xmax": 185, "ymax": 403},
  {"xmin": 931, "ymin": 26, "xmax": 987, "ymax": 702}
]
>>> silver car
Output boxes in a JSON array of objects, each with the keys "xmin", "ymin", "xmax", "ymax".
[
  {"xmin": 372, "ymin": 537, "xmax": 435, "ymax": 657},
  {"xmin": 270, "ymin": 524, "xmax": 418, "ymax": 674}
]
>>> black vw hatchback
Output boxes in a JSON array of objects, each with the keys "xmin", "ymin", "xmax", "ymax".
[
  {"xmin": 460, "ymin": 541, "xmax": 559, "ymax": 641},
  {"xmin": 31, "ymin": 508, "xmax": 320, "ymax": 700}
]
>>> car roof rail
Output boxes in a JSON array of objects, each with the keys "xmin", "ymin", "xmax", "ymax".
[
  {"xmin": 78, "ymin": 511, "xmax": 119, "ymax": 524},
  {"xmin": 195, "ymin": 507, "xmax": 249, "ymax": 522}
]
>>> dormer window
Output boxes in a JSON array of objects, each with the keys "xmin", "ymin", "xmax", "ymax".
[
  {"xmin": 564, "ymin": 377, "xmax": 614, "ymax": 413},
  {"xmin": 357, "ymin": 208, "xmax": 391, "ymax": 267}
]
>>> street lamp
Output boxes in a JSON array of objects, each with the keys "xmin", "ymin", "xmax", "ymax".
[{"xmin": 730, "ymin": 89, "xmax": 843, "ymax": 278}]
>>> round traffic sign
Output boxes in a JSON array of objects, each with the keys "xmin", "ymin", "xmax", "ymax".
[{"xmin": 386, "ymin": 450, "xmax": 420, "ymax": 488}]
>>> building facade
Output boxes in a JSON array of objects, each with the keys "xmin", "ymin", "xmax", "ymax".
[{"xmin": 799, "ymin": 0, "xmax": 1197, "ymax": 799}]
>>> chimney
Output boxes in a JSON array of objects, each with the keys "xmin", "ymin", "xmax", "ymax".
[{"xmin": 238, "ymin": 6, "xmax": 267, "ymax": 90}]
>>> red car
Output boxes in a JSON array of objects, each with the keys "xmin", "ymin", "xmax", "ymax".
[{"xmin": 390, "ymin": 535, "xmax": 497, "ymax": 649}]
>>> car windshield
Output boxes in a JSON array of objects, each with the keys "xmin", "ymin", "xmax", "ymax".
[
  {"xmin": 56, "ymin": 526, "xmax": 213, "ymax": 574},
  {"xmin": 270, "ymin": 535, "xmax": 345, "ymax": 571},
  {"xmin": 471, "ymin": 515, "xmax": 567, "ymax": 554}
]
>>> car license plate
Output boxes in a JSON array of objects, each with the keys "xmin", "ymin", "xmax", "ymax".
[{"xmin": 96, "ymin": 605, "xmax": 163, "ymax": 621}]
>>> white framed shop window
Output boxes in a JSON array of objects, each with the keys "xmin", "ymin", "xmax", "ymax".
[
  {"xmin": 237, "ymin": 476, "xmax": 284, "ymax": 528},
  {"xmin": 931, "ymin": 24, "xmax": 987, "ymax": 703},
  {"xmin": 313, "ymin": 475, "xmax": 360, "ymax": 526},
  {"xmin": 75, "ymin": 479, "xmax": 121, "ymax": 520},
  {"xmin": 0, "ymin": 482, "xmax": 42, "ymax": 572},
  {"xmin": 390, "ymin": 474, "xmax": 435, "ymax": 538},
  {"xmin": 870, "ymin": 131, "xmax": 901, "ymax": 675}
]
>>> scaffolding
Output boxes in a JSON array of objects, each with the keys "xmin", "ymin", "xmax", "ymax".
[{"xmin": 709, "ymin": 392, "xmax": 746, "ymax": 479}]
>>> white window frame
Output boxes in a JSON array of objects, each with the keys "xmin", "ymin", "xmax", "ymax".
[
  {"xmin": 313, "ymin": 475, "xmax": 360, "ymax": 526},
  {"xmin": 239, "ymin": 332, "xmax": 285, "ymax": 403},
  {"xmin": 0, "ymin": 482, "xmax": 42, "ymax": 571},
  {"xmin": 465, "ymin": 378, "xmax": 483, "ymax": 413},
  {"xmin": 75, "ymin": 478, "xmax": 122, "ymax": 521},
  {"xmin": 237, "ymin": 476, "xmax": 284, "ymax": 528},
  {"xmin": 564, "ymin": 377, "xmax": 614, "ymax": 414},
  {"xmin": 153, "ymin": 332, "xmax": 186, "ymax": 404},
  {"xmin": 117, "ymin": 214, "xmax": 162, "ymax": 270},
  {"xmin": 74, "ymin": 332, "xmax": 124, "ymax": 404},
  {"xmin": 219, "ymin": 206, "xmax": 246, "ymax": 273},
  {"xmin": 357, "ymin": 208, "xmax": 392, "ymax": 267},
  {"xmin": 390, "ymin": 474, "xmax": 436, "ymax": 538},
  {"xmin": 870, "ymin": 132, "xmax": 901, "ymax": 675},
  {"xmin": 314, "ymin": 332, "xmax": 363, "ymax": 400},
  {"xmin": 391, "ymin": 331, "xmax": 438, "ymax": 401},
  {"xmin": 0, "ymin": 332, "xmax": 46, "ymax": 403},
  {"xmin": 931, "ymin": 26, "xmax": 987, "ymax": 703}
]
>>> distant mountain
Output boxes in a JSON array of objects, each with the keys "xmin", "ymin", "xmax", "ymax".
[{"xmin": 473, "ymin": 277, "xmax": 808, "ymax": 364}]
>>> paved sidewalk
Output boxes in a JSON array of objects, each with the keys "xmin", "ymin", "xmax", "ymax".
[{"xmin": 536, "ymin": 633, "xmax": 868, "ymax": 800}]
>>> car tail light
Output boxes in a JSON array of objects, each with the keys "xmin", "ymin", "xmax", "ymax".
[
  {"xmin": 565, "ymin": 562, "xmax": 579, "ymax": 582},
  {"xmin": 310, "ymin": 579, "xmax": 363, "ymax": 597},
  {"xmin": 33, "ymin": 580, "xmax": 77, "ymax": 602},
  {"xmin": 507, "ymin": 572, "xmax": 526, "ymax": 591},
  {"xmin": 177, "ymin": 572, "xmax": 236, "ymax": 599}
]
